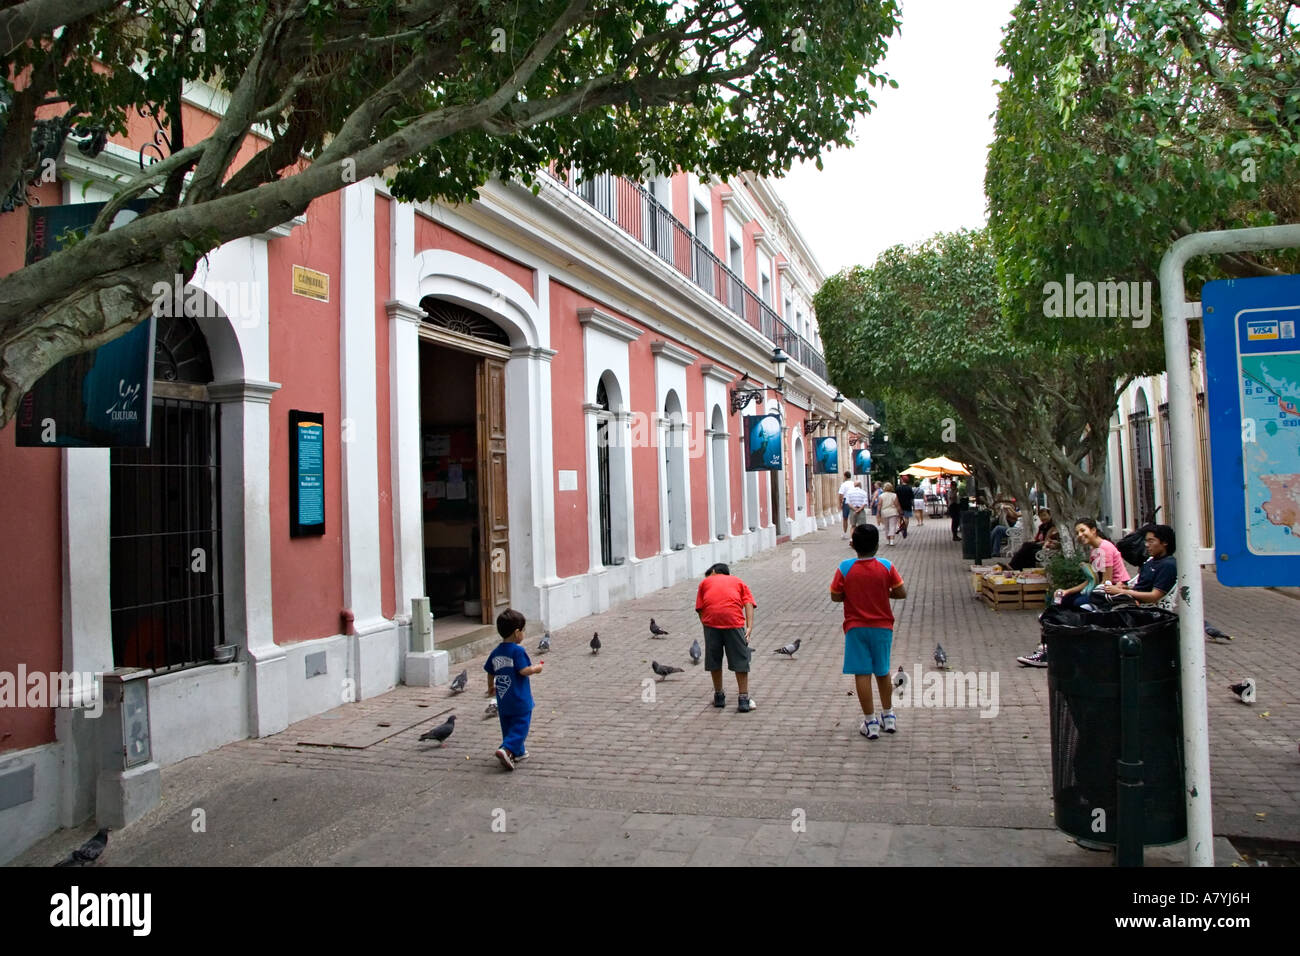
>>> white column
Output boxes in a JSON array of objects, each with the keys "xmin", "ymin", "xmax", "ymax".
[
  {"xmin": 657, "ymin": 414, "xmax": 671, "ymax": 552},
  {"xmin": 386, "ymin": 300, "xmax": 425, "ymax": 620},
  {"xmin": 509, "ymin": 347, "xmax": 558, "ymax": 621},
  {"xmin": 704, "ymin": 427, "xmax": 717, "ymax": 542},
  {"xmin": 208, "ymin": 379, "xmax": 284, "ymax": 737},
  {"xmin": 678, "ymin": 419, "xmax": 694, "ymax": 546},
  {"xmin": 339, "ymin": 180, "xmax": 385, "ymax": 632},
  {"xmin": 616, "ymin": 410, "xmax": 637, "ymax": 561}
]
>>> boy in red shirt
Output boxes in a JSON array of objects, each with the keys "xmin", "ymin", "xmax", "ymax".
[
  {"xmin": 695, "ymin": 563, "xmax": 757, "ymax": 712},
  {"xmin": 830, "ymin": 524, "xmax": 907, "ymax": 739}
]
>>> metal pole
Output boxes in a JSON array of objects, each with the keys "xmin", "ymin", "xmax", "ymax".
[
  {"xmin": 1158, "ymin": 223, "xmax": 1300, "ymax": 867},
  {"xmin": 1116, "ymin": 633, "xmax": 1144, "ymax": 867}
]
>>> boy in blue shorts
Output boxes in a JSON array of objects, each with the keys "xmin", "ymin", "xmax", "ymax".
[
  {"xmin": 830, "ymin": 524, "xmax": 907, "ymax": 739},
  {"xmin": 484, "ymin": 608, "xmax": 544, "ymax": 770}
]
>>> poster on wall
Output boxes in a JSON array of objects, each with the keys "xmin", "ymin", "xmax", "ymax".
[
  {"xmin": 744, "ymin": 414, "xmax": 783, "ymax": 472},
  {"xmin": 15, "ymin": 200, "xmax": 157, "ymax": 447},
  {"xmin": 290, "ymin": 410, "xmax": 326, "ymax": 536},
  {"xmin": 853, "ymin": 448, "xmax": 872, "ymax": 476},
  {"xmin": 813, "ymin": 436, "xmax": 839, "ymax": 474}
]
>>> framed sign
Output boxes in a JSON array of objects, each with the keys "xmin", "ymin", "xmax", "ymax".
[
  {"xmin": 15, "ymin": 200, "xmax": 157, "ymax": 447},
  {"xmin": 289, "ymin": 410, "xmax": 326, "ymax": 537},
  {"xmin": 1203, "ymin": 275, "xmax": 1300, "ymax": 585},
  {"xmin": 813, "ymin": 436, "xmax": 839, "ymax": 474},
  {"xmin": 744, "ymin": 414, "xmax": 782, "ymax": 472},
  {"xmin": 853, "ymin": 448, "xmax": 872, "ymax": 476}
]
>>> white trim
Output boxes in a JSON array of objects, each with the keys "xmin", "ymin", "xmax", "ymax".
[
  {"xmin": 650, "ymin": 340, "xmax": 696, "ymax": 367},
  {"xmin": 578, "ymin": 307, "xmax": 643, "ymax": 343},
  {"xmin": 699, "ymin": 362, "xmax": 735, "ymax": 384}
]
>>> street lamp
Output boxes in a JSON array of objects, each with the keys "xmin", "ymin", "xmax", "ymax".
[
  {"xmin": 771, "ymin": 347, "xmax": 789, "ymax": 393},
  {"xmin": 833, "ymin": 391, "xmax": 844, "ymax": 418}
]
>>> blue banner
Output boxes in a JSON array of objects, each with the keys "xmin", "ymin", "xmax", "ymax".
[
  {"xmin": 813, "ymin": 436, "xmax": 839, "ymax": 474},
  {"xmin": 744, "ymin": 414, "xmax": 782, "ymax": 472}
]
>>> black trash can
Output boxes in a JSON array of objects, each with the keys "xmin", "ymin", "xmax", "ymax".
[
  {"xmin": 960, "ymin": 509, "xmax": 991, "ymax": 561},
  {"xmin": 1042, "ymin": 605, "xmax": 1185, "ymax": 848}
]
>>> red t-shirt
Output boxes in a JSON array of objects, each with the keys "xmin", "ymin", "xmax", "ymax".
[
  {"xmin": 695, "ymin": 574, "xmax": 756, "ymax": 628},
  {"xmin": 830, "ymin": 557, "xmax": 904, "ymax": 631}
]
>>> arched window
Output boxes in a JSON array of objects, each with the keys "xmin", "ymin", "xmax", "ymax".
[
  {"xmin": 664, "ymin": 390, "xmax": 687, "ymax": 549},
  {"xmin": 110, "ymin": 311, "xmax": 223, "ymax": 670},
  {"xmin": 1129, "ymin": 390, "xmax": 1156, "ymax": 525},
  {"xmin": 710, "ymin": 405, "xmax": 728, "ymax": 539}
]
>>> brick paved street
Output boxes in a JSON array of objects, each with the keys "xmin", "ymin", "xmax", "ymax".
[{"xmin": 16, "ymin": 518, "xmax": 1298, "ymax": 865}]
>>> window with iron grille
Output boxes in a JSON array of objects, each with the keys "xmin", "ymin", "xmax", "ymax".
[
  {"xmin": 1129, "ymin": 394, "xmax": 1157, "ymax": 526},
  {"xmin": 1159, "ymin": 402, "xmax": 1174, "ymax": 525},
  {"xmin": 110, "ymin": 314, "xmax": 223, "ymax": 671},
  {"xmin": 596, "ymin": 379, "xmax": 613, "ymax": 567}
]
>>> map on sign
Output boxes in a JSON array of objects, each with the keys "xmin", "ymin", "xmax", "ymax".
[{"xmin": 1203, "ymin": 276, "xmax": 1300, "ymax": 585}]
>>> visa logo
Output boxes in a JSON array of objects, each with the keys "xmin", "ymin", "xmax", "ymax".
[{"xmin": 1246, "ymin": 321, "xmax": 1279, "ymax": 340}]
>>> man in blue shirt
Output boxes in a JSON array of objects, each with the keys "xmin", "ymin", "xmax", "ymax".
[
  {"xmin": 1101, "ymin": 524, "xmax": 1177, "ymax": 605},
  {"xmin": 483, "ymin": 608, "xmax": 544, "ymax": 771}
]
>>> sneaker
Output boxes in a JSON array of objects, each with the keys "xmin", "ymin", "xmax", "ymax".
[
  {"xmin": 860, "ymin": 717, "xmax": 880, "ymax": 740},
  {"xmin": 841, "ymin": 533, "xmax": 849, "ymax": 539},
  {"xmin": 713, "ymin": 691, "xmax": 726, "ymax": 709},
  {"xmin": 494, "ymin": 747, "xmax": 515, "ymax": 771},
  {"xmin": 514, "ymin": 749, "xmax": 530, "ymax": 762},
  {"xmin": 738, "ymin": 695, "xmax": 756, "ymax": 713},
  {"xmin": 1017, "ymin": 646, "xmax": 1048, "ymax": 668},
  {"xmin": 881, "ymin": 711, "xmax": 897, "ymax": 734}
]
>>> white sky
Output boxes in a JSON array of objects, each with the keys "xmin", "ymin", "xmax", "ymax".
[{"xmin": 774, "ymin": 0, "xmax": 1021, "ymax": 278}]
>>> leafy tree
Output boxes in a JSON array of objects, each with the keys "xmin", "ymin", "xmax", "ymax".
[
  {"xmin": 815, "ymin": 229, "xmax": 1131, "ymax": 519},
  {"xmin": 0, "ymin": 0, "xmax": 902, "ymax": 427},
  {"xmin": 987, "ymin": 0, "xmax": 1300, "ymax": 358}
]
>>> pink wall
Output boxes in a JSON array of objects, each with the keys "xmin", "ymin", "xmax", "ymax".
[
  {"xmin": 269, "ymin": 191, "xmax": 346, "ymax": 644},
  {"xmin": 374, "ymin": 195, "xmax": 396, "ymax": 620},
  {"xmin": 712, "ymin": 188, "xmax": 727, "ymax": 261},
  {"xmin": 415, "ymin": 214, "xmax": 535, "ymax": 300},
  {"xmin": 743, "ymin": 221, "xmax": 760, "ymax": 290},
  {"xmin": 671, "ymin": 173, "xmax": 690, "ymax": 226},
  {"xmin": 548, "ymin": 281, "xmax": 590, "ymax": 577},
  {"xmin": 0, "ymin": 184, "xmax": 68, "ymax": 753},
  {"xmin": 628, "ymin": 331, "xmax": 662, "ymax": 558},
  {"xmin": 685, "ymin": 359, "xmax": 711, "ymax": 545}
]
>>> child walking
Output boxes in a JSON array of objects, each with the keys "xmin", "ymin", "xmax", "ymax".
[
  {"xmin": 830, "ymin": 524, "xmax": 907, "ymax": 739},
  {"xmin": 484, "ymin": 608, "xmax": 544, "ymax": 770}
]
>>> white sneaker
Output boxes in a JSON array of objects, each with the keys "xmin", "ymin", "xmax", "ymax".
[
  {"xmin": 881, "ymin": 711, "xmax": 897, "ymax": 734},
  {"xmin": 860, "ymin": 717, "xmax": 880, "ymax": 740}
]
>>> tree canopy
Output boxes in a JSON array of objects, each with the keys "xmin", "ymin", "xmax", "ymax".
[{"xmin": 0, "ymin": 0, "xmax": 902, "ymax": 426}]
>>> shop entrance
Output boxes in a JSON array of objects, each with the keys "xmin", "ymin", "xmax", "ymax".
[{"xmin": 417, "ymin": 300, "xmax": 511, "ymax": 627}]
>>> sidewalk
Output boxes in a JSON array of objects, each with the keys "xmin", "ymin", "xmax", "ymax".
[{"xmin": 15, "ymin": 518, "xmax": 1296, "ymax": 865}]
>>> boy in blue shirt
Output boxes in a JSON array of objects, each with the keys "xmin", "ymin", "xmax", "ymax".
[{"xmin": 483, "ymin": 608, "xmax": 544, "ymax": 771}]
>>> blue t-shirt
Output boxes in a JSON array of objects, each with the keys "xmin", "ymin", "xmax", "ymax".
[
  {"xmin": 484, "ymin": 642, "xmax": 534, "ymax": 715},
  {"xmin": 1134, "ymin": 555, "xmax": 1176, "ymax": 596}
]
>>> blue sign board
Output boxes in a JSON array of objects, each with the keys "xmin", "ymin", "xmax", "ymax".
[
  {"xmin": 1202, "ymin": 275, "xmax": 1300, "ymax": 585},
  {"xmin": 744, "ymin": 414, "xmax": 782, "ymax": 472},
  {"xmin": 289, "ymin": 410, "xmax": 326, "ymax": 536},
  {"xmin": 813, "ymin": 436, "xmax": 838, "ymax": 474},
  {"xmin": 853, "ymin": 448, "xmax": 872, "ymax": 476}
]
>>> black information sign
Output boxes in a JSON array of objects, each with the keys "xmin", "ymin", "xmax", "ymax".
[{"xmin": 289, "ymin": 410, "xmax": 325, "ymax": 537}]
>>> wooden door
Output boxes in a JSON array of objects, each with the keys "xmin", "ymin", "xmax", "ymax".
[{"xmin": 477, "ymin": 357, "xmax": 510, "ymax": 622}]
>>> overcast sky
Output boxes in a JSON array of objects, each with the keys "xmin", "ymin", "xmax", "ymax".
[{"xmin": 775, "ymin": 0, "xmax": 1021, "ymax": 278}]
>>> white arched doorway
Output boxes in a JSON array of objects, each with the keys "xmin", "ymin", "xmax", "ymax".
[
  {"xmin": 710, "ymin": 404, "xmax": 729, "ymax": 540},
  {"xmin": 595, "ymin": 370, "xmax": 629, "ymax": 564},
  {"xmin": 792, "ymin": 431, "xmax": 806, "ymax": 524},
  {"xmin": 663, "ymin": 390, "xmax": 688, "ymax": 550}
]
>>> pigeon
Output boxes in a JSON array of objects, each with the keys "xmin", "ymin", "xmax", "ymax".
[
  {"xmin": 689, "ymin": 638, "xmax": 702, "ymax": 665},
  {"xmin": 484, "ymin": 699, "xmax": 498, "ymax": 718},
  {"xmin": 773, "ymin": 638, "xmax": 801, "ymax": 658},
  {"xmin": 590, "ymin": 632, "xmax": 601, "ymax": 654},
  {"xmin": 1205, "ymin": 623, "xmax": 1234, "ymax": 642},
  {"xmin": 539, "ymin": 632, "xmax": 552, "ymax": 653},
  {"xmin": 650, "ymin": 618, "xmax": 669, "ymax": 638},
  {"xmin": 893, "ymin": 665, "xmax": 909, "ymax": 693},
  {"xmin": 651, "ymin": 661, "xmax": 683, "ymax": 681},
  {"xmin": 1229, "ymin": 678, "xmax": 1256, "ymax": 704},
  {"xmin": 449, "ymin": 669, "xmax": 468, "ymax": 694},
  {"xmin": 933, "ymin": 643, "xmax": 948, "ymax": 669},
  {"xmin": 55, "ymin": 828, "xmax": 109, "ymax": 867},
  {"xmin": 419, "ymin": 714, "xmax": 456, "ymax": 745}
]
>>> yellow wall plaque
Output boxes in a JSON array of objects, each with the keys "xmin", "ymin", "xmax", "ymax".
[{"xmin": 292, "ymin": 265, "xmax": 330, "ymax": 302}]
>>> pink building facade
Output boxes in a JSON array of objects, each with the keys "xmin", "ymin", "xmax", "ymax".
[{"xmin": 0, "ymin": 89, "xmax": 872, "ymax": 859}]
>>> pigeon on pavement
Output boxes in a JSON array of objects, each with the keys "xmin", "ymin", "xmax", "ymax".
[
  {"xmin": 484, "ymin": 699, "xmax": 498, "ymax": 718},
  {"xmin": 773, "ymin": 638, "xmax": 801, "ymax": 658},
  {"xmin": 651, "ymin": 661, "xmax": 683, "ymax": 681},
  {"xmin": 1229, "ymin": 678, "xmax": 1256, "ymax": 704},
  {"xmin": 650, "ymin": 618, "xmax": 669, "ymax": 638},
  {"xmin": 689, "ymin": 638, "xmax": 702, "ymax": 665},
  {"xmin": 449, "ymin": 669, "xmax": 468, "ymax": 694},
  {"xmin": 419, "ymin": 714, "xmax": 456, "ymax": 745},
  {"xmin": 1205, "ymin": 623, "xmax": 1234, "ymax": 642},
  {"xmin": 590, "ymin": 632, "xmax": 601, "ymax": 654},
  {"xmin": 55, "ymin": 828, "xmax": 109, "ymax": 867},
  {"xmin": 933, "ymin": 643, "xmax": 948, "ymax": 669},
  {"xmin": 539, "ymin": 632, "xmax": 552, "ymax": 653}
]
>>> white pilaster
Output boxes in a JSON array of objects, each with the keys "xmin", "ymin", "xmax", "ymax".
[{"xmin": 386, "ymin": 300, "xmax": 425, "ymax": 620}]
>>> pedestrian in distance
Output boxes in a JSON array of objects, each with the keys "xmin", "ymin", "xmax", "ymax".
[
  {"xmin": 838, "ymin": 471, "xmax": 857, "ymax": 539},
  {"xmin": 695, "ymin": 562, "xmax": 758, "ymax": 712},
  {"xmin": 831, "ymin": 524, "xmax": 907, "ymax": 739},
  {"xmin": 844, "ymin": 480, "xmax": 871, "ymax": 529},
  {"xmin": 896, "ymin": 475, "xmax": 916, "ymax": 539},
  {"xmin": 948, "ymin": 481, "xmax": 965, "ymax": 541},
  {"xmin": 877, "ymin": 482, "xmax": 901, "ymax": 546},
  {"xmin": 484, "ymin": 608, "xmax": 544, "ymax": 771}
]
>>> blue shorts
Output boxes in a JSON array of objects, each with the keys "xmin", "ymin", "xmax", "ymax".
[
  {"xmin": 842, "ymin": 503, "xmax": 850, "ymax": 518},
  {"xmin": 843, "ymin": 627, "xmax": 893, "ymax": 676}
]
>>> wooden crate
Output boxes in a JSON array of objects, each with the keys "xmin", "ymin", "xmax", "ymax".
[
  {"xmin": 979, "ymin": 577, "xmax": 1023, "ymax": 611},
  {"xmin": 1018, "ymin": 580, "xmax": 1049, "ymax": 607}
]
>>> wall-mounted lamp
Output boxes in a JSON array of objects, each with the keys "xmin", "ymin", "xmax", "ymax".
[{"xmin": 729, "ymin": 348, "xmax": 792, "ymax": 414}]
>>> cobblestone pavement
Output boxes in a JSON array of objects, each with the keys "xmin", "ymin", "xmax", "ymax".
[{"xmin": 16, "ymin": 518, "xmax": 1296, "ymax": 865}]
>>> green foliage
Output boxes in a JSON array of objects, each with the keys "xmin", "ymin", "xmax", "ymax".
[
  {"xmin": 1043, "ymin": 551, "xmax": 1087, "ymax": 591},
  {"xmin": 987, "ymin": 0, "xmax": 1300, "ymax": 367}
]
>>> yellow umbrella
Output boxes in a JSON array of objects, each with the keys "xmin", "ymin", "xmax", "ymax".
[
  {"xmin": 909, "ymin": 455, "xmax": 972, "ymax": 476},
  {"xmin": 900, "ymin": 465, "xmax": 941, "ymax": 478}
]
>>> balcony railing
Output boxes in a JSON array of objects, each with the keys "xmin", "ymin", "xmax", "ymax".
[{"xmin": 551, "ymin": 169, "xmax": 828, "ymax": 381}]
